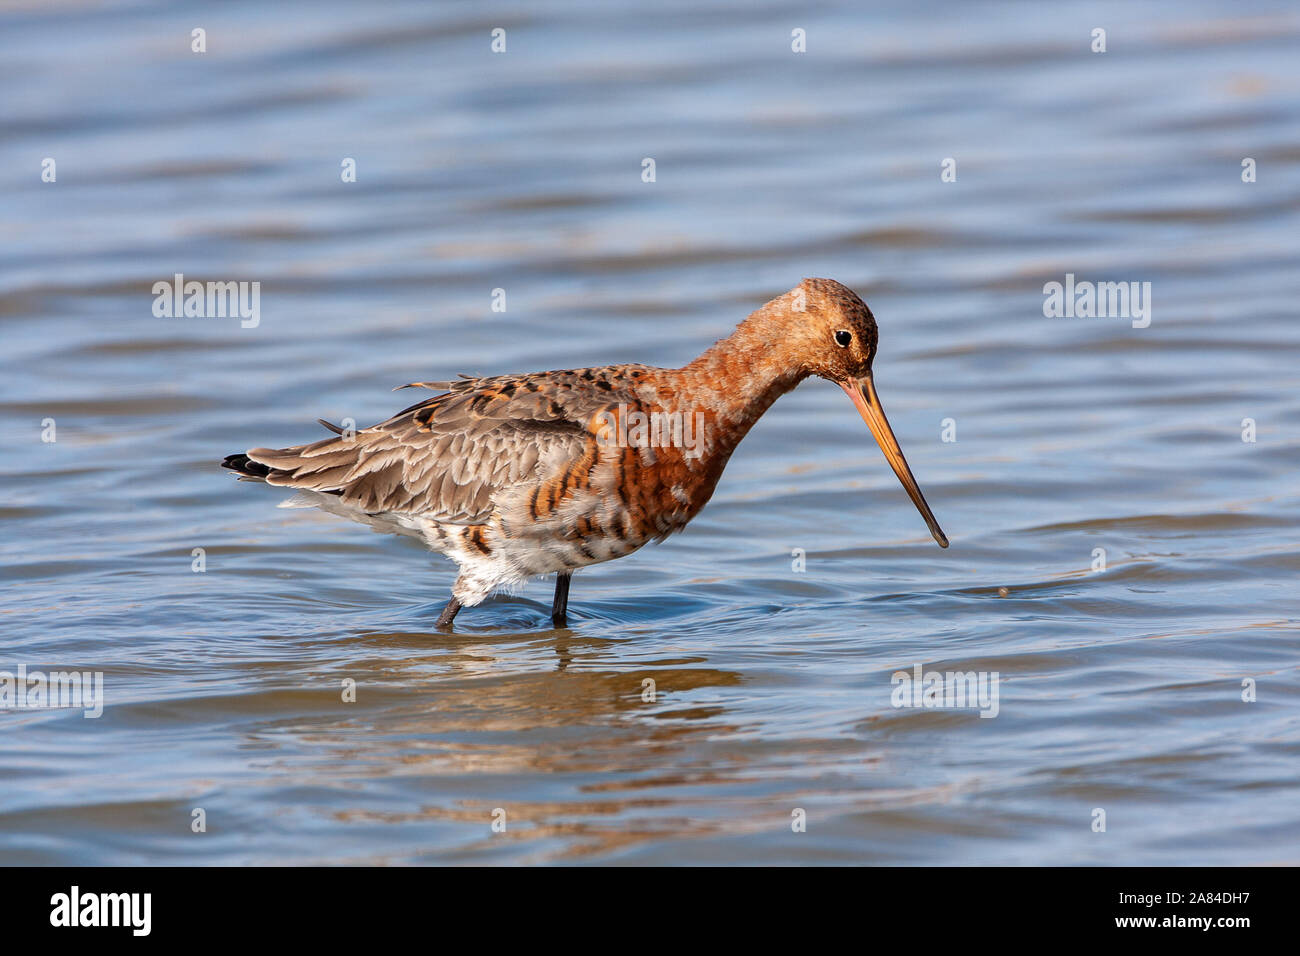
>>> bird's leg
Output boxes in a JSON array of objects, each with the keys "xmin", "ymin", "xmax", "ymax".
[
  {"xmin": 435, "ymin": 595, "xmax": 462, "ymax": 630},
  {"xmin": 551, "ymin": 571, "xmax": 572, "ymax": 628}
]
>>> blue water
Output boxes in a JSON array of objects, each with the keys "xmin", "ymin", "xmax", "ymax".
[{"xmin": 1, "ymin": 0, "xmax": 1298, "ymax": 864}]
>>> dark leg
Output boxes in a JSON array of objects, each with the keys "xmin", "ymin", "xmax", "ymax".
[
  {"xmin": 435, "ymin": 595, "xmax": 462, "ymax": 630},
  {"xmin": 551, "ymin": 572, "xmax": 572, "ymax": 628}
]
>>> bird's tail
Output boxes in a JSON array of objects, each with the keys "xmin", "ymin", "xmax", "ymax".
[
  {"xmin": 221, "ymin": 418, "xmax": 366, "ymax": 497},
  {"xmin": 221, "ymin": 452, "xmax": 272, "ymax": 481}
]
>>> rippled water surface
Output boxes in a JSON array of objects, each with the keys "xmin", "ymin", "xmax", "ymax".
[{"xmin": 2, "ymin": 0, "xmax": 1299, "ymax": 865}]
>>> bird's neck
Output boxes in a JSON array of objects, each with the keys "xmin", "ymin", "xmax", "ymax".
[{"xmin": 672, "ymin": 318, "xmax": 808, "ymax": 454}]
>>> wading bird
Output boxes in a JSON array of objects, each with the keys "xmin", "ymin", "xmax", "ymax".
[{"xmin": 223, "ymin": 278, "xmax": 948, "ymax": 628}]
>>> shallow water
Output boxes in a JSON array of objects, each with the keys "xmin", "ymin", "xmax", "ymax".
[{"xmin": 2, "ymin": 0, "xmax": 1298, "ymax": 865}]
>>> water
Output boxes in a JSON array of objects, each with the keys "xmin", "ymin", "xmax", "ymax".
[{"xmin": 2, "ymin": 0, "xmax": 1298, "ymax": 865}]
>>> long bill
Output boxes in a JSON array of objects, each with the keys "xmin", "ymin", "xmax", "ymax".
[{"xmin": 840, "ymin": 375, "xmax": 949, "ymax": 548}]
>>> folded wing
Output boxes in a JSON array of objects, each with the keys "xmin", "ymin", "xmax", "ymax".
[{"xmin": 229, "ymin": 369, "xmax": 640, "ymax": 524}]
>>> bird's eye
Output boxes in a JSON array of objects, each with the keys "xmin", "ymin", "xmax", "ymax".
[{"xmin": 834, "ymin": 329, "xmax": 852, "ymax": 347}]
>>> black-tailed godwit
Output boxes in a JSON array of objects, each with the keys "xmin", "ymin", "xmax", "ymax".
[{"xmin": 223, "ymin": 278, "xmax": 948, "ymax": 628}]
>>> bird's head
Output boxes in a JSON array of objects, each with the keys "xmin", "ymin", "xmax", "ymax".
[{"xmin": 761, "ymin": 277, "xmax": 948, "ymax": 548}]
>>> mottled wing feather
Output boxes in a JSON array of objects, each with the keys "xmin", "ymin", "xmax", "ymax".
[{"xmin": 245, "ymin": 368, "xmax": 647, "ymax": 523}]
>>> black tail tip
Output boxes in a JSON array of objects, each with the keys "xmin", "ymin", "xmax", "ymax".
[{"xmin": 222, "ymin": 453, "xmax": 270, "ymax": 478}]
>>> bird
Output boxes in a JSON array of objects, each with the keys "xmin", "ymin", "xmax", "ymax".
[{"xmin": 222, "ymin": 278, "xmax": 948, "ymax": 629}]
